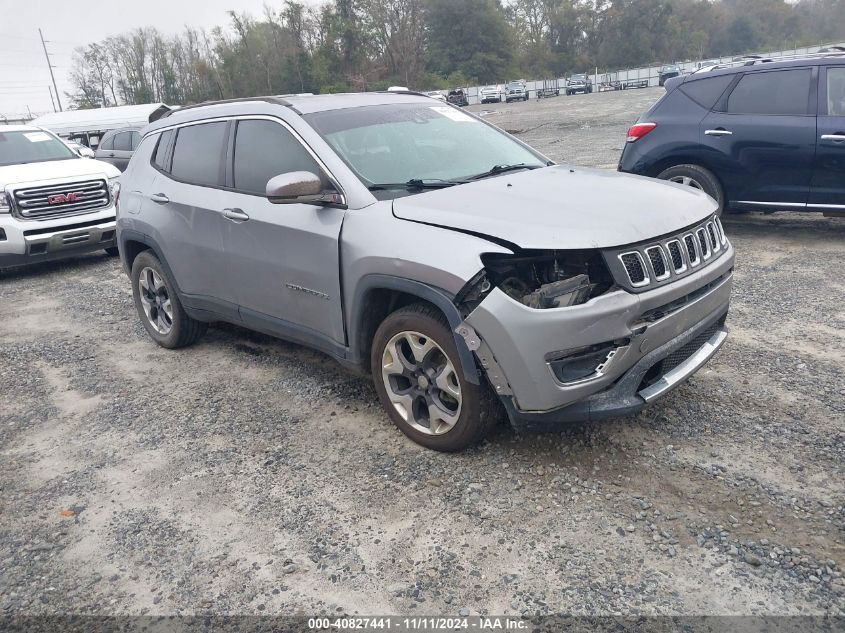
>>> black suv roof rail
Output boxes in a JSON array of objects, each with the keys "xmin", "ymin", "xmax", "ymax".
[
  {"xmin": 160, "ymin": 95, "xmax": 293, "ymax": 118},
  {"xmin": 692, "ymin": 49, "xmax": 845, "ymax": 75}
]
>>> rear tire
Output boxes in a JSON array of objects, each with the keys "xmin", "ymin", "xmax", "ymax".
[
  {"xmin": 131, "ymin": 250, "xmax": 207, "ymax": 349},
  {"xmin": 371, "ymin": 303, "xmax": 497, "ymax": 452},
  {"xmin": 657, "ymin": 164, "xmax": 725, "ymax": 215}
]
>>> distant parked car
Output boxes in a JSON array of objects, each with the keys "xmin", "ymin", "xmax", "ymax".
[
  {"xmin": 658, "ymin": 64, "xmax": 682, "ymax": 86},
  {"xmin": 64, "ymin": 140, "xmax": 94, "ymax": 158},
  {"xmin": 566, "ymin": 73, "xmax": 593, "ymax": 95},
  {"xmin": 504, "ymin": 80, "xmax": 529, "ymax": 102},
  {"xmin": 423, "ymin": 90, "xmax": 447, "ymax": 102},
  {"xmin": 619, "ymin": 55, "xmax": 845, "ymax": 216},
  {"xmin": 447, "ymin": 88, "xmax": 469, "ymax": 107},
  {"xmin": 94, "ymin": 127, "xmax": 141, "ymax": 172},
  {"xmin": 479, "ymin": 85, "xmax": 503, "ymax": 104}
]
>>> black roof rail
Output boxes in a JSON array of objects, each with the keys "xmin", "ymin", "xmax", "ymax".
[{"xmin": 160, "ymin": 95, "xmax": 292, "ymax": 118}]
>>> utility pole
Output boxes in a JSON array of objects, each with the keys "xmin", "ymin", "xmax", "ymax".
[
  {"xmin": 39, "ymin": 28, "xmax": 62, "ymax": 112},
  {"xmin": 48, "ymin": 85, "xmax": 57, "ymax": 112}
]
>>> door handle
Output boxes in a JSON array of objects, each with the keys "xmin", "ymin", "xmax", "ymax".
[
  {"xmin": 705, "ymin": 129, "xmax": 733, "ymax": 136},
  {"xmin": 108, "ymin": 153, "xmax": 116, "ymax": 157},
  {"xmin": 223, "ymin": 207, "xmax": 250, "ymax": 222},
  {"xmin": 150, "ymin": 192, "xmax": 170, "ymax": 204},
  {"xmin": 820, "ymin": 134, "xmax": 845, "ymax": 142}
]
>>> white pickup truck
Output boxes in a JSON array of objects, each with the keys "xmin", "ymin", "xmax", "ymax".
[{"xmin": 0, "ymin": 125, "xmax": 120, "ymax": 268}]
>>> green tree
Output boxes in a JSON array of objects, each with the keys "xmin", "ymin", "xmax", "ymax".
[{"xmin": 425, "ymin": 0, "xmax": 514, "ymax": 84}]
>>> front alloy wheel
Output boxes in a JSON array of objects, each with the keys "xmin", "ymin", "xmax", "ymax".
[
  {"xmin": 381, "ymin": 330, "xmax": 462, "ymax": 435},
  {"xmin": 371, "ymin": 304, "xmax": 497, "ymax": 451}
]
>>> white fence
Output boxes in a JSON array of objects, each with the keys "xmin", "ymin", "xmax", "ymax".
[{"xmin": 461, "ymin": 42, "xmax": 845, "ymax": 105}]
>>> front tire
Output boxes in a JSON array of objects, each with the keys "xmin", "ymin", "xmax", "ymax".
[
  {"xmin": 657, "ymin": 164, "xmax": 725, "ymax": 215},
  {"xmin": 371, "ymin": 304, "xmax": 495, "ymax": 452},
  {"xmin": 131, "ymin": 250, "xmax": 207, "ymax": 349}
]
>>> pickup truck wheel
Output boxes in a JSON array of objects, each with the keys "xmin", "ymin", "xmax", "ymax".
[
  {"xmin": 657, "ymin": 164, "xmax": 725, "ymax": 215},
  {"xmin": 372, "ymin": 304, "xmax": 494, "ymax": 452},
  {"xmin": 131, "ymin": 250, "xmax": 207, "ymax": 349}
]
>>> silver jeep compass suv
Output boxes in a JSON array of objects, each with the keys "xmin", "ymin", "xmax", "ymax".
[{"xmin": 117, "ymin": 92, "xmax": 734, "ymax": 451}]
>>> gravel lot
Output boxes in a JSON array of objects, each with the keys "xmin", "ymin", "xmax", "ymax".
[{"xmin": 1, "ymin": 88, "xmax": 843, "ymax": 619}]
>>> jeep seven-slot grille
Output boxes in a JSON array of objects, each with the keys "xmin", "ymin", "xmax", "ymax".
[
  {"xmin": 608, "ymin": 215, "xmax": 728, "ymax": 292},
  {"xmin": 619, "ymin": 252, "xmax": 648, "ymax": 286},
  {"xmin": 12, "ymin": 179, "xmax": 109, "ymax": 219}
]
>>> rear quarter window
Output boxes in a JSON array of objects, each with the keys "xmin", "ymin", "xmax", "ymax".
[{"xmin": 679, "ymin": 75, "xmax": 735, "ymax": 109}]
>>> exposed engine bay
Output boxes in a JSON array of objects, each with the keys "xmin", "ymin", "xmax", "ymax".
[{"xmin": 455, "ymin": 249, "xmax": 615, "ymax": 314}]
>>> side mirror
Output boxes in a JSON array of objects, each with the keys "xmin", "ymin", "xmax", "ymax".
[{"xmin": 266, "ymin": 171, "xmax": 345, "ymax": 208}]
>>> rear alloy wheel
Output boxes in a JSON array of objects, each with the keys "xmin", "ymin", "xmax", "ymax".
[
  {"xmin": 657, "ymin": 164, "xmax": 725, "ymax": 215},
  {"xmin": 131, "ymin": 250, "xmax": 207, "ymax": 349},
  {"xmin": 371, "ymin": 304, "xmax": 496, "ymax": 451}
]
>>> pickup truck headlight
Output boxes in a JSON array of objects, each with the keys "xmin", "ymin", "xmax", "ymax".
[
  {"xmin": 108, "ymin": 176, "xmax": 120, "ymax": 203},
  {"xmin": 455, "ymin": 250, "xmax": 615, "ymax": 314},
  {"xmin": 0, "ymin": 191, "xmax": 10, "ymax": 214}
]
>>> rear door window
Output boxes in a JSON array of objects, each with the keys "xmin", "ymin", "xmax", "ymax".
[
  {"xmin": 170, "ymin": 122, "xmax": 228, "ymax": 187},
  {"xmin": 679, "ymin": 75, "xmax": 734, "ymax": 109},
  {"xmin": 726, "ymin": 69, "xmax": 812, "ymax": 115},
  {"xmin": 232, "ymin": 119, "xmax": 322, "ymax": 195}
]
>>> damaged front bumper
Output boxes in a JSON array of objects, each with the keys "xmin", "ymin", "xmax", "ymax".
[{"xmin": 462, "ymin": 243, "xmax": 734, "ymax": 426}]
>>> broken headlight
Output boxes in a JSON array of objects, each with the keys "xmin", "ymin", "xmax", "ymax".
[{"xmin": 455, "ymin": 250, "xmax": 615, "ymax": 313}]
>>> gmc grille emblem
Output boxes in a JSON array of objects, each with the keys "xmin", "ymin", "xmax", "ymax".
[{"xmin": 47, "ymin": 192, "xmax": 83, "ymax": 205}]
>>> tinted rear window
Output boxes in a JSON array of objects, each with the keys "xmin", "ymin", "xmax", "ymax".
[
  {"xmin": 170, "ymin": 122, "xmax": 227, "ymax": 186},
  {"xmin": 727, "ymin": 69, "xmax": 812, "ymax": 115},
  {"xmin": 232, "ymin": 120, "xmax": 322, "ymax": 195},
  {"xmin": 679, "ymin": 75, "xmax": 734, "ymax": 109}
]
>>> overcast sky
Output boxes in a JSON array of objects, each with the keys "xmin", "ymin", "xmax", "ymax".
[{"xmin": 0, "ymin": 0, "xmax": 318, "ymax": 118}]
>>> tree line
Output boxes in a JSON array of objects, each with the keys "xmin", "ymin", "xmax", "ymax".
[{"xmin": 67, "ymin": 0, "xmax": 845, "ymax": 109}]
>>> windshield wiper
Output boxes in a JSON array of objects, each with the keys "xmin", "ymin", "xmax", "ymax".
[
  {"xmin": 368, "ymin": 178, "xmax": 466, "ymax": 191},
  {"xmin": 467, "ymin": 163, "xmax": 543, "ymax": 180}
]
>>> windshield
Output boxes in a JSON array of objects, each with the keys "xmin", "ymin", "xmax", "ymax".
[
  {"xmin": 305, "ymin": 103, "xmax": 546, "ymax": 197},
  {"xmin": 0, "ymin": 130, "xmax": 77, "ymax": 167},
  {"xmin": 570, "ymin": 74, "xmax": 586, "ymax": 81},
  {"xmin": 507, "ymin": 82, "xmax": 522, "ymax": 89}
]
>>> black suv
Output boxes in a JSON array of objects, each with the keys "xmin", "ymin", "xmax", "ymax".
[{"xmin": 619, "ymin": 55, "xmax": 845, "ymax": 215}]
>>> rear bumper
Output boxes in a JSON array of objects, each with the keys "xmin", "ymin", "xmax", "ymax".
[
  {"xmin": 0, "ymin": 207, "xmax": 116, "ymax": 268},
  {"xmin": 465, "ymin": 243, "xmax": 734, "ymax": 422}
]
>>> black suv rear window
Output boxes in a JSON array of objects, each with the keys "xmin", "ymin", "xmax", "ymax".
[
  {"xmin": 679, "ymin": 75, "xmax": 734, "ymax": 109},
  {"xmin": 727, "ymin": 69, "xmax": 812, "ymax": 115},
  {"xmin": 171, "ymin": 122, "xmax": 227, "ymax": 186}
]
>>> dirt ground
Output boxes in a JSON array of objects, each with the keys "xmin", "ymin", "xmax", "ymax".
[{"xmin": 0, "ymin": 87, "xmax": 843, "ymax": 619}]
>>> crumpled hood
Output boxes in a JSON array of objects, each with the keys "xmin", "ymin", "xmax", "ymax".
[
  {"xmin": 0, "ymin": 158, "xmax": 119, "ymax": 188},
  {"xmin": 392, "ymin": 165, "xmax": 718, "ymax": 250}
]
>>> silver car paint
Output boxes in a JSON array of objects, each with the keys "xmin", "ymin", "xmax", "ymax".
[
  {"xmin": 392, "ymin": 165, "xmax": 719, "ymax": 249},
  {"xmin": 120, "ymin": 93, "xmax": 733, "ymax": 420},
  {"xmin": 466, "ymin": 245, "xmax": 734, "ymax": 411}
]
